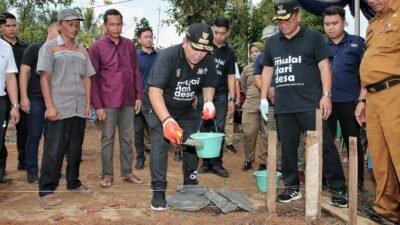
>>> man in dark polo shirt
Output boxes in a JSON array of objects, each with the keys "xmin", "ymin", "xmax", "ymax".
[
  {"xmin": 198, "ymin": 16, "xmax": 236, "ymax": 178},
  {"xmin": 0, "ymin": 12, "xmax": 28, "ymax": 171},
  {"xmin": 142, "ymin": 23, "xmax": 217, "ymax": 211},
  {"xmin": 323, "ymin": 6, "xmax": 366, "ymax": 192},
  {"xmin": 260, "ymin": 0, "xmax": 347, "ymax": 207},
  {"xmin": 19, "ymin": 21, "xmax": 59, "ymax": 184}
]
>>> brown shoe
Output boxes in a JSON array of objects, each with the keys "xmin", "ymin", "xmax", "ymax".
[
  {"xmin": 69, "ymin": 184, "xmax": 93, "ymax": 194},
  {"xmin": 124, "ymin": 173, "xmax": 144, "ymax": 184},
  {"xmin": 100, "ymin": 175, "xmax": 113, "ymax": 188},
  {"xmin": 39, "ymin": 194, "xmax": 62, "ymax": 206}
]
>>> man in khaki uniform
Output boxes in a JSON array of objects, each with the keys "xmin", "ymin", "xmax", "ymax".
[{"xmin": 358, "ymin": 0, "xmax": 400, "ymax": 223}]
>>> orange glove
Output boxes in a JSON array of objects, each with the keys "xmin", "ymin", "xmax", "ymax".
[
  {"xmin": 202, "ymin": 101, "xmax": 216, "ymax": 120},
  {"xmin": 162, "ymin": 117, "xmax": 183, "ymax": 144}
]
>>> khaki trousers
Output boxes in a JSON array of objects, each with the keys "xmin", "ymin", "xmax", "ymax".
[
  {"xmin": 224, "ymin": 111, "xmax": 234, "ymax": 145},
  {"xmin": 366, "ymin": 84, "xmax": 400, "ymax": 222}
]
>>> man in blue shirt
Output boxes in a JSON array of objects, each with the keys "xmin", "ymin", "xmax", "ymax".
[
  {"xmin": 323, "ymin": 6, "xmax": 366, "ymax": 192},
  {"xmin": 134, "ymin": 27, "xmax": 158, "ymax": 169}
]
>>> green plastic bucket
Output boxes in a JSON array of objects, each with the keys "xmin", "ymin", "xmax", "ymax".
[
  {"xmin": 253, "ymin": 170, "xmax": 282, "ymax": 193},
  {"xmin": 190, "ymin": 132, "xmax": 225, "ymax": 158}
]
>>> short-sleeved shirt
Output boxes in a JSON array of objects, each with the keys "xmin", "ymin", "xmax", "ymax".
[
  {"xmin": 37, "ymin": 35, "xmax": 96, "ymax": 119},
  {"xmin": 0, "ymin": 39, "xmax": 18, "ymax": 96},
  {"xmin": 146, "ymin": 44, "xmax": 217, "ymax": 116},
  {"xmin": 241, "ymin": 63, "xmax": 260, "ymax": 113},
  {"xmin": 326, "ymin": 33, "xmax": 364, "ymax": 102},
  {"xmin": 21, "ymin": 40, "xmax": 45, "ymax": 100},
  {"xmin": 137, "ymin": 49, "xmax": 158, "ymax": 89},
  {"xmin": 262, "ymin": 26, "xmax": 331, "ymax": 114},
  {"xmin": 213, "ymin": 44, "xmax": 236, "ymax": 93},
  {"xmin": 360, "ymin": 0, "xmax": 400, "ymax": 85},
  {"xmin": 1, "ymin": 37, "xmax": 28, "ymax": 77}
]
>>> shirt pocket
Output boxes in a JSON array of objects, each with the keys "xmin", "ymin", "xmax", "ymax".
[{"xmin": 377, "ymin": 24, "xmax": 400, "ymax": 53}]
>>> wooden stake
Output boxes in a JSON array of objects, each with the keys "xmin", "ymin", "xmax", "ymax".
[
  {"xmin": 348, "ymin": 137, "xmax": 358, "ymax": 225},
  {"xmin": 267, "ymin": 131, "xmax": 277, "ymax": 213}
]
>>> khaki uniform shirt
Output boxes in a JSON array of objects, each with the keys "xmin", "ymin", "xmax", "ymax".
[
  {"xmin": 360, "ymin": 0, "xmax": 400, "ymax": 85},
  {"xmin": 241, "ymin": 63, "xmax": 260, "ymax": 113}
]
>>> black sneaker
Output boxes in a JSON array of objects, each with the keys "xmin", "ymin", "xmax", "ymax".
[
  {"xmin": 27, "ymin": 171, "xmax": 39, "ymax": 184},
  {"xmin": 150, "ymin": 191, "xmax": 167, "ymax": 211},
  {"xmin": 17, "ymin": 163, "xmax": 26, "ymax": 171},
  {"xmin": 258, "ymin": 164, "xmax": 267, "ymax": 171},
  {"xmin": 241, "ymin": 160, "xmax": 252, "ymax": 171},
  {"xmin": 198, "ymin": 164, "xmax": 211, "ymax": 173},
  {"xmin": 225, "ymin": 145, "xmax": 237, "ymax": 154},
  {"xmin": 135, "ymin": 160, "xmax": 145, "ymax": 170},
  {"xmin": 277, "ymin": 189, "xmax": 302, "ymax": 203},
  {"xmin": 212, "ymin": 164, "xmax": 229, "ymax": 177},
  {"xmin": 330, "ymin": 190, "xmax": 348, "ymax": 208}
]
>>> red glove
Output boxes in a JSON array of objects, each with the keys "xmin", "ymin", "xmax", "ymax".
[
  {"xmin": 202, "ymin": 101, "xmax": 216, "ymax": 120},
  {"xmin": 162, "ymin": 117, "xmax": 183, "ymax": 144}
]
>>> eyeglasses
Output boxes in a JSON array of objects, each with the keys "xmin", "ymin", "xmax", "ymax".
[{"xmin": 276, "ymin": 13, "xmax": 298, "ymax": 25}]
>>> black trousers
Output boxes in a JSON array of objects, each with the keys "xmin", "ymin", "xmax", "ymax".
[
  {"xmin": 198, "ymin": 92, "xmax": 228, "ymax": 167},
  {"xmin": 134, "ymin": 111, "xmax": 147, "ymax": 163},
  {"xmin": 142, "ymin": 101, "xmax": 200, "ymax": 191},
  {"xmin": 328, "ymin": 102, "xmax": 364, "ymax": 183},
  {"xmin": 0, "ymin": 97, "xmax": 9, "ymax": 172},
  {"xmin": 276, "ymin": 111, "xmax": 347, "ymax": 191},
  {"xmin": 39, "ymin": 117, "xmax": 86, "ymax": 197},
  {"xmin": 16, "ymin": 110, "xmax": 27, "ymax": 166}
]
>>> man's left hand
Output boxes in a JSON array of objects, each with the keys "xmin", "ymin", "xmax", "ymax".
[
  {"xmin": 135, "ymin": 100, "xmax": 142, "ymax": 115},
  {"xmin": 202, "ymin": 101, "xmax": 216, "ymax": 120},
  {"xmin": 228, "ymin": 100, "xmax": 235, "ymax": 114},
  {"xmin": 85, "ymin": 106, "xmax": 92, "ymax": 118},
  {"xmin": 319, "ymin": 96, "xmax": 332, "ymax": 120}
]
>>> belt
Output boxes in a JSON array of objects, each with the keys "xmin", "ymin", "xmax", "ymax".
[{"xmin": 366, "ymin": 75, "xmax": 400, "ymax": 93}]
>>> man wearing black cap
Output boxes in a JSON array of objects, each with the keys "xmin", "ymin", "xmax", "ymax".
[
  {"xmin": 259, "ymin": 0, "xmax": 348, "ymax": 207},
  {"xmin": 0, "ymin": 15, "xmax": 20, "ymax": 184},
  {"xmin": 143, "ymin": 23, "xmax": 217, "ymax": 211},
  {"xmin": 36, "ymin": 8, "xmax": 95, "ymax": 206}
]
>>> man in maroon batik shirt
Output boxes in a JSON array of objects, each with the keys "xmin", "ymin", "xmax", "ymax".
[{"xmin": 89, "ymin": 9, "xmax": 143, "ymax": 188}]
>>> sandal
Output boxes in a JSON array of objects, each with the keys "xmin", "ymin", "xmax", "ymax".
[
  {"xmin": 100, "ymin": 176, "xmax": 113, "ymax": 188},
  {"xmin": 69, "ymin": 184, "xmax": 93, "ymax": 194},
  {"xmin": 39, "ymin": 194, "xmax": 63, "ymax": 206}
]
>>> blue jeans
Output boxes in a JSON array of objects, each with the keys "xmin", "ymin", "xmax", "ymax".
[{"xmin": 26, "ymin": 99, "xmax": 45, "ymax": 172}]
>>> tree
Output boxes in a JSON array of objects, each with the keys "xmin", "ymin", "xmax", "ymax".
[{"xmin": 77, "ymin": 7, "xmax": 104, "ymax": 49}]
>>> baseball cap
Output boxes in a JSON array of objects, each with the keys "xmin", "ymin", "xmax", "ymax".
[
  {"xmin": 57, "ymin": 8, "xmax": 84, "ymax": 21},
  {"xmin": 261, "ymin": 25, "xmax": 279, "ymax": 40},
  {"xmin": 272, "ymin": 0, "xmax": 299, "ymax": 21},
  {"xmin": 186, "ymin": 23, "xmax": 214, "ymax": 52}
]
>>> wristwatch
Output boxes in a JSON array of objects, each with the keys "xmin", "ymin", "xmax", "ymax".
[
  {"xmin": 11, "ymin": 103, "xmax": 20, "ymax": 109},
  {"xmin": 228, "ymin": 96, "xmax": 237, "ymax": 102},
  {"xmin": 356, "ymin": 99, "xmax": 366, "ymax": 104},
  {"xmin": 322, "ymin": 92, "xmax": 332, "ymax": 97}
]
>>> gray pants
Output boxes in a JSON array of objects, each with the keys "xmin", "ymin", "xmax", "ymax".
[{"xmin": 101, "ymin": 106, "xmax": 134, "ymax": 177}]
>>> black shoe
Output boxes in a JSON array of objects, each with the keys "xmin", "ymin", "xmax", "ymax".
[
  {"xmin": 364, "ymin": 207, "xmax": 400, "ymax": 225},
  {"xmin": 358, "ymin": 183, "xmax": 367, "ymax": 193},
  {"xmin": 258, "ymin": 164, "xmax": 267, "ymax": 171},
  {"xmin": 212, "ymin": 164, "xmax": 229, "ymax": 177},
  {"xmin": 135, "ymin": 160, "xmax": 145, "ymax": 170},
  {"xmin": 225, "ymin": 145, "xmax": 237, "ymax": 154},
  {"xmin": 174, "ymin": 151, "xmax": 182, "ymax": 161},
  {"xmin": 150, "ymin": 191, "xmax": 167, "ymax": 211},
  {"xmin": 17, "ymin": 163, "xmax": 26, "ymax": 171},
  {"xmin": 330, "ymin": 190, "xmax": 348, "ymax": 208},
  {"xmin": 277, "ymin": 189, "xmax": 302, "ymax": 203},
  {"xmin": 198, "ymin": 164, "xmax": 211, "ymax": 173},
  {"xmin": 241, "ymin": 160, "xmax": 252, "ymax": 171},
  {"xmin": 0, "ymin": 176, "xmax": 12, "ymax": 183},
  {"xmin": 27, "ymin": 171, "xmax": 39, "ymax": 184}
]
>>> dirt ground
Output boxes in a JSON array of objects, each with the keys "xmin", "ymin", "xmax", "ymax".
[{"xmin": 0, "ymin": 123, "xmax": 374, "ymax": 225}]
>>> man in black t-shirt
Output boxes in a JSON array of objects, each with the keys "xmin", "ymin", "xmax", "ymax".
[
  {"xmin": 19, "ymin": 21, "xmax": 59, "ymax": 184},
  {"xmin": 142, "ymin": 23, "xmax": 217, "ymax": 211},
  {"xmin": 198, "ymin": 17, "xmax": 236, "ymax": 178},
  {"xmin": 260, "ymin": 0, "xmax": 347, "ymax": 208}
]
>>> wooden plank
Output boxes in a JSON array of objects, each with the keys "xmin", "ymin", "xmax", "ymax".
[
  {"xmin": 267, "ymin": 131, "xmax": 277, "ymax": 213},
  {"xmin": 305, "ymin": 142, "xmax": 320, "ymax": 222},
  {"xmin": 321, "ymin": 199, "xmax": 379, "ymax": 225},
  {"xmin": 348, "ymin": 137, "xmax": 358, "ymax": 225},
  {"xmin": 315, "ymin": 109, "xmax": 323, "ymax": 220}
]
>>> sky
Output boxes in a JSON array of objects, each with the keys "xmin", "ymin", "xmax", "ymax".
[{"xmin": 72, "ymin": 0, "xmax": 369, "ymax": 47}]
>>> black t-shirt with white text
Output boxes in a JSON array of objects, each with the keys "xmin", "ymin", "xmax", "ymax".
[
  {"xmin": 212, "ymin": 44, "xmax": 236, "ymax": 93},
  {"xmin": 146, "ymin": 44, "xmax": 217, "ymax": 116},
  {"xmin": 261, "ymin": 26, "xmax": 331, "ymax": 114}
]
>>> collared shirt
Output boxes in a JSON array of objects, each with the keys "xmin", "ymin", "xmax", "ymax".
[
  {"xmin": 137, "ymin": 49, "xmax": 158, "ymax": 89},
  {"xmin": 0, "ymin": 39, "xmax": 18, "ymax": 96},
  {"xmin": 212, "ymin": 43, "xmax": 236, "ymax": 93},
  {"xmin": 146, "ymin": 44, "xmax": 217, "ymax": 116},
  {"xmin": 37, "ymin": 35, "xmax": 96, "ymax": 119},
  {"xmin": 360, "ymin": 0, "xmax": 400, "ymax": 85},
  {"xmin": 1, "ymin": 37, "xmax": 28, "ymax": 77},
  {"xmin": 241, "ymin": 62, "xmax": 260, "ymax": 113},
  {"xmin": 326, "ymin": 33, "xmax": 365, "ymax": 102},
  {"xmin": 89, "ymin": 36, "xmax": 143, "ymax": 109}
]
